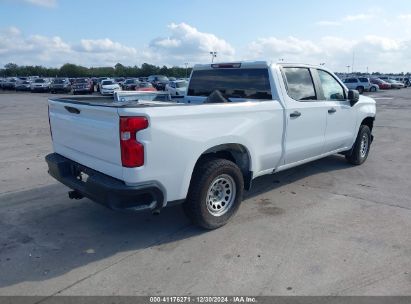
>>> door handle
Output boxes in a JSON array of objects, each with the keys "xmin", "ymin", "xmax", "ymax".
[
  {"xmin": 328, "ymin": 108, "xmax": 337, "ymax": 114},
  {"xmin": 64, "ymin": 106, "xmax": 81, "ymax": 114},
  {"xmin": 290, "ymin": 111, "xmax": 301, "ymax": 118}
]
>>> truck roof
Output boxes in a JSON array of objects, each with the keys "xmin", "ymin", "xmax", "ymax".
[{"xmin": 193, "ymin": 61, "xmax": 328, "ymax": 71}]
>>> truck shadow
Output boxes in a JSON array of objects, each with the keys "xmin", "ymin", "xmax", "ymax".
[{"xmin": 0, "ymin": 155, "xmax": 351, "ymax": 289}]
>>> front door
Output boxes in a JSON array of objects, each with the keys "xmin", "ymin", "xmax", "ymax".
[{"xmin": 282, "ymin": 67, "xmax": 328, "ymax": 165}]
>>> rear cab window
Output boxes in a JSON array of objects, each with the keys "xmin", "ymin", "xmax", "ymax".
[{"xmin": 187, "ymin": 67, "xmax": 272, "ymax": 101}]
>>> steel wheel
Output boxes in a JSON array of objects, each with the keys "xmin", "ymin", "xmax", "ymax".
[
  {"xmin": 206, "ymin": 174, "xmax": 236, "ymax": 217},
  {"xmin": 360, "ymin": 133, "xmax": 369, "ymax": 158}
]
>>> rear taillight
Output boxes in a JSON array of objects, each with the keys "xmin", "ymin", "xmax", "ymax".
[{"xmin": 120, "ymin": 117, "xmax": 148, "ymax": 168}]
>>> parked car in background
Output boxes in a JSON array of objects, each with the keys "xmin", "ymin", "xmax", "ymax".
[
  {"xmin": 343, "ymin": 77, "xmax": 374, "ymax": 94},
  {"xmin": 2, "ymin": 77, "xmax": 18, "ymax": 90},
  {"xmin": 385, "ymin": 79, "xmax": 404, "ymax": 89},
  {"xmin": 100, "ymin": 79, "xmax": 121, "ymax": 95},
  {"xmin": 30, "ymin": 78, "xmax": 50, "ymax": 92},
  {"xmin": 50, "ymin": 78, "xmax": 71, "ymax": 93},
  {"xmin": 165, "ymin": 80, "xmax": 188, "ymax": 96},
  {"xmin": 72, "ymin": 78, "xmax": 93, "ymax": 95},
  {"xmin": 370, "ymin": 78, "xmax": 391, "ymax": 90},
  {"xmin": 394, "ymin": 77, "xmax": 410, "ymax": 87},
  {"xmin": 148, "ymin": 75, "xmax": 169, "ymax": 91},
  {"xmin": 135, "ymin": 82, "xmax": 157, "ymax": 92},
  {"xmin": 15, "ymin": 80, "xmax": 31, "ymax": 91},
  {"xmin": 122, "ymin": 78, "xmax": 139, "ymax": 90},
  {"xmin": 138, "ymin": 77, "xmax": 148, "ymax": 82},
  {"xmin": 96, "ymin": 77, "xmax": 109, "ymax": 92}
]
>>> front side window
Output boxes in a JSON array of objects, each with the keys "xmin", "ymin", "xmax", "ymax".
[
  {"xmin": 283, "ymin": 67, "xmax": 317, "ymax": 101},
  {"xmin": 187, "ymin": 68, "xmax": 272, "ymax": 100},
  {"xmin": 318, "ymin": 70, "xmax": 345, "ymax": 100}
]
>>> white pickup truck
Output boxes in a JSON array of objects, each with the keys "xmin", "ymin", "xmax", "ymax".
[{"xmin": 46, "ymin": 61, "xmax": 376, "ymax": 229}]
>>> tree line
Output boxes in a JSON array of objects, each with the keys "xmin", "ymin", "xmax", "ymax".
[{"xmin": 1, "ymin": 63, "xmax": 193, "ymax": 78}]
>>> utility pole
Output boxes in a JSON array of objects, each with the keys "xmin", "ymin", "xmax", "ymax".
[{"xmin": 210, "ymin": 51, "xmax": 217, "ymax": 63}]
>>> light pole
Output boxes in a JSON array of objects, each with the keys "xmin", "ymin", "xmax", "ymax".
[
  {"xmin": 346, "ymin": 65, "xmax": 351, "ymax": 74},
  {"xmin": 184, "ymin": 62, "xmax": 189, "ymax": 79},
  {"xmin": 210, "ymin": 51, "xmax": 217, "ymax": 63}
]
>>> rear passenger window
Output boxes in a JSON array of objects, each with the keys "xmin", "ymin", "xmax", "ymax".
[
  {"xmin": 283, "ymin": 68, "xmax": 317, "ymax": 101},
  {"xmin": 318, "ymin": 70, "xmax": 345, "ymax": 100}
]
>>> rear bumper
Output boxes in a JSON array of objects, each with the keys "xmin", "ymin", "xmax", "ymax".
[{"xmin": 45, "ymin": 153, "xmax": 165, "ymax": 212}]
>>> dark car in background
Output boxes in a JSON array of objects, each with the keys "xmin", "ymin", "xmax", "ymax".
[
  {"xmin": 148, "ymin": 75, "xmax": 169, "ymax": 91},
  {"xmin": 50, "ymin": 78, "xmax": 71, "ymax": 93},
  {"xmin": 122, "ymin": 78, "xmax": 139, "ymax": 90},
  {"xmin": 72, "ymin": 78, "xmax": 93, "ymax": 95},
  {"xmin": 15, "ymin": 80, "xmax": 31, "ymax": 91}
]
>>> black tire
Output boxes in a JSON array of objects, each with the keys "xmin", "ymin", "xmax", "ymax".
[
  {"xmin": 183, "ymin": 158, "xmax": 244, "ymax": 230},
  {"xmin": 346, "ymin": 125, "xmax": 371, "ymax": 165},
  {"xmin": 356, "ymin": 86, "xmax": 364, "ymax": 94},
  {"xmin": 370, "ymin": 86, "xmax": 377, "ymax": 92}
]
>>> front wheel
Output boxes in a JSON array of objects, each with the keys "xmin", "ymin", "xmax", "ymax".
[
  {"xmin": 183, "ymin": 158, "xmax": 244, "ymax": 230},
  {"xmin": 346, "ymin": 125, "xmax": 371, "ymax": 165},
  {"xmin": 370, "ymin": 86, "xmax": 377, "ymax": 92}
]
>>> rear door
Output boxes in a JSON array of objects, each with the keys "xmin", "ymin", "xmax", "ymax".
[
  {"xmin": 48, "ymin": 100, "xmax": 123, "ymax": 179},
  {"xmin": 314, "ymin": 69, "xmax": 356, "ymax": 152},
  {"xmin": 281, "ymin": 67, "xmax": 328, "ymax": 165}
]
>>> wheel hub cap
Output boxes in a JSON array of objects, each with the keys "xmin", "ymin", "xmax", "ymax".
[
  {"xmin": 360, "ymin": 134, "xmax": 369, "ymax": 158},
  {"xmin": 206, "ymin": 174, "xmax": 236, "ymax": 217}
]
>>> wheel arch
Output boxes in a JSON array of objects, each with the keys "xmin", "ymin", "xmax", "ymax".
[
  {"xmin": 192, "ymin": 143, "xmax": 253, "ymax": 191},
  {"xmin": 361, "ymin": 116, "xmax": 375, "ymax": 132}
]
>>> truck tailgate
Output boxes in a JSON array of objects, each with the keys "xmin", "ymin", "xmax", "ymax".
[{"xmin": 48, "ymin": 99, "xmax": 123, "ymax": 179}]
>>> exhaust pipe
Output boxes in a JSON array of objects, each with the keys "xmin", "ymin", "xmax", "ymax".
[{"xmin": 68, "ymin": 190, "xmax": 84, "ymax": 200}]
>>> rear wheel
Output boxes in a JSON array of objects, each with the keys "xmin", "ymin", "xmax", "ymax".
[
  {"xmin": 346, "ymin": 125, "xmax": 371, "ymax": 165},
  {"xmin": 370, "ymin": 86, "xmax": 377, "ymax": 92},
  {"xmin": 183, "ymin": 158, "xmax": 244, "ymax": 229},
  {"xmin": 356, "ymin": 86, "xmax": 364, "ymax": 94}
]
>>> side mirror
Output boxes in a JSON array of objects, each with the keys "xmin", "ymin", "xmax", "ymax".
[{"xmin": 348, "ymin": 89, "xmax": 360, "ymax": 106}]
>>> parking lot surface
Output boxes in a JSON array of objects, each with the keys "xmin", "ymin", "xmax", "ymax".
[{"xmin": 0, "ymin": 90, "xmax": 410, "ymax": 297}]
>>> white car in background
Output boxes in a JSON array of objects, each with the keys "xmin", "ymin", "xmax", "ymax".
[
  {"xmin": 343, "ymin": 77, "xmax": 377, "ymax": 94},
  {"xmin": 30, "ymin": 78, "xmax": 50, "ymax": 92},
  {"xmin": 100, "ymin": 79, "xmax": 121, "ymax": 95},
  {"xmin": 165, "ymin": 80, "xmax": 188, "ymax": 96}
]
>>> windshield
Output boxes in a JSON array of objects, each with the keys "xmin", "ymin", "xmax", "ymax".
[
  {"xmin": 187, "ymin": 68, "xmax": 272, "ymax": 100},
  {"xmin": 175, "ymin": 81, "xmax": 188, "ymax": 88},
  {"xmin": 53, "ymin": 79, "xmax": 66, "ymax": 84},
  {"xmin": 34, "ymin": 79, "xmax": 45, "ymax": 83},
  {"xmin": 75, "ymin": 79, "xmax": 88, "ymax": 84},
  {"xmin": 125, "ymin": 79, "xmax": 135, "ymax": 84},
  {"xmin": 102, "ymin": 80, "xmax": 114, "ymax": 85}
]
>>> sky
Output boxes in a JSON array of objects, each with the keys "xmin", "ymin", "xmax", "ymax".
[{"xmin": 1, "ymin": 0, "xmax": 411, "ymax": 72}]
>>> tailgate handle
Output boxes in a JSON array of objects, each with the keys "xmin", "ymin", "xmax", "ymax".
[{"xmin": 64, "ymin": 106, "xmax": 81, "ymax": 114}]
